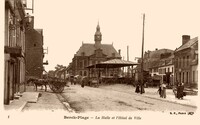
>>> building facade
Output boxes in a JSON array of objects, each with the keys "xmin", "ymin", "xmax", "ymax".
[
  {"xmin": 4, "ymin": 0, "xmax": 27, "ymax": 104},
  {"xmin": 143, "ymin": 48, "xmax": 174, "ymax": 77},
  {"xmin": 25, "ymin": 16, "xmax": 45, "ymax": 80},
  {"xmin": 71, "ymin": 23, "xmax": 121, "ymax": 77},
  {"xmin": 174, "ymin": 35, "xmax": 198, "ymax": 88},
  {"xmin": 158, "ymin": 53, "xmax": 174, "ymax": 85},
  {"xmin": 134, "ymin": 48, "xmax": 174, "ymax": 86}
]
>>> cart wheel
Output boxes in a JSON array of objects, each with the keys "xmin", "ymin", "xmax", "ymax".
[{"xmin": 51, "ymin": 84, "xmax": 64, "ymax": 93}]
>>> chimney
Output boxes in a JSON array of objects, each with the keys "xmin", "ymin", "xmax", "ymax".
[
  {"xmin": 182, "ymin": 35, "xmax": 190, "ymax": 45},
  {"xmin": 155, "ymin": 48, "xmax": 158, "ymax": 51},
  {"xmin": 118, "ymin": 49, "xmax": 121, "ymax": 55}
]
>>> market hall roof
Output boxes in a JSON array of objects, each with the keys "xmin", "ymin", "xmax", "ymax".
[
  {"xmin": 86, "ymin": 59, "xmax": 139, "ymax": 68},
  {"xmin": 75, "ymin": 43, "xmax": 121, "ymax": 58}
]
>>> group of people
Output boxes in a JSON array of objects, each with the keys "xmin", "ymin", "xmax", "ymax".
[
  {"xmin": 135, "ymin": 82, "xmax": 145, "ymax": 94},
  {"xmin": 158, "ymin": 82, "xmax": 186, "ymax": 99},
  {"xmin": 134, "ymin": 81, "xmax": 186, "ymax": 100}
]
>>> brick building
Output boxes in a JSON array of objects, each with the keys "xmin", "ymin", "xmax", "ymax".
[
  {"xmin": 25, "ymin": 16, "xmax": 44, "ymax": 79},
  {"xmin": 174, "ymin": 35, "xmax": 198, "ymax": 88},
  {"xmin": 71, "ymin": 23, "xmax": 121, "ymax": 77},
  {"xmin": 158, "ymin": 53, "xmax": 174, "ymax": 85}
]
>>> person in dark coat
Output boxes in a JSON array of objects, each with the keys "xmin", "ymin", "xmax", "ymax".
[
  {"xmin": 141, "ymin": 84, "xmax": 145, "ymax": 94},
  {"xmin": 135, "ymin": 84, "xmax": 140, "ymax": 93},
  {"xmin": 158, "ymin": 84, "xmax": 162, "ymax": 97},
  {"xmin": 179, "ymin": 82, "xmax": 185, "ymax": 99},
  {"xmin": 177, "ymin": 82, "xmax": 185, "ymax": 99}
]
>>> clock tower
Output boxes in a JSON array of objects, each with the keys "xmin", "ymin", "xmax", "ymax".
[{"xmin": 94, "ymin": 22, "xmax": 102, "ymax": 48}]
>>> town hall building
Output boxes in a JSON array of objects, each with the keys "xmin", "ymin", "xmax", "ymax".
[{"xmin": 70, "ymin": 23, "xmax": 121, "ymax": 77}]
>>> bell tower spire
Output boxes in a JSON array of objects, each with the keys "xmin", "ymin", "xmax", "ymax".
[{"xmin": 94, "ymin": 22, "xmax": 102, "ymax": 48}]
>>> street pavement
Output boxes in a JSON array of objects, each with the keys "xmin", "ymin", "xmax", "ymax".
[
  {"xmin": 61, "ymin": 84, "xmax": 197, "ymax": 113},
  {"xmin": 100, "ymin": 84, "xmax": 197, "ymax": 108},
  {"xmin": 4, "ymin": 84, "xmax": 198, "ymax": 112}
]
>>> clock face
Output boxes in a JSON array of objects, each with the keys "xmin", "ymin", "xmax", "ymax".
[{"xmin": 97, "ymin": 36, "xmax": 100, "ymax": 39}]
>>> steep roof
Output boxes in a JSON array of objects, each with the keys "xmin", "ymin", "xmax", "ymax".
[
  {"xmin": 145, "ymin": 49, "xmax": 174, "ymax": 68},
  {"xmin": 148, "ymin": 49, "xmax": 173, "ymax": 59},
  {"xmin": 175, "ymin": 37, "xmax": 198, "ymax": 52},
  {"xmin": 75, "ymin": 43, "xmax": 121, "ymax": 58}
]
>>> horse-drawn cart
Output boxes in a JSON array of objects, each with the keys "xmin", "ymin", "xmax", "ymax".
[
  {"xmin": 27, "ymin": 77, "xmax": 67, "ymax": 93},
  {"xmin": 48, "ymin": 78, "xmax": 66, "ymax": 93}
]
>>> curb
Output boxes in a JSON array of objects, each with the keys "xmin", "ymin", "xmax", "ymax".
[
  {"xmin": 19, "ymin": 92, "xmax": 40, "ymax": 111},
  {"xmin": 56, "ymin": 93, "xmax": 75, "ymax": 113},
  {"xmin": 142, "ymin": 95, "xmax": 197, "ymax": 108},
  {"xmin": 18, "ymin": 102, "xmax": 28, "ymax": 112}
]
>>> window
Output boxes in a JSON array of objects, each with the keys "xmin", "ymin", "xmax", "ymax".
[
  {"xmin": 79, "ymin": 71, "xmax": 82, "ymax": 76},
  {"xmin": 193, "ymin": 71, "xmax": 195, "ymax": 82},
  {"xmin": 187, "ymin": 56, "xmax": 189, "ymax": 66},
  {"xmin": 84, "ymin": 71, "xmax": 87, "ymax": 76},
  {"xmin": 159, "ymin": 69, "xmax": 162, "ymax": 74},
  {"xmin": 81, "ymin": 52, "xmax": 85, "ymax": 56},
  {"xmin": 92, "ymin": 60, "xmax": 95, "ymax": 65},
  {"xmin": 168, "ymin": 68, "xmax": 170, "ymax": 72},
  {"xmin": 183, "ymin": 56, "xmax": 185, "ymax": 67},
  {"xmin": 84, "ymin": 60, "xmax": 87, "ymax": 67},
  {"xmin": 34, "ymin": 43, "xmax": 36, "ymax": 47},
  {"xmin": 179, "ymin": 58, "xmax": 181, "ymax": 68},
  {"xmin": 79, "ymin": 61, "xmax": 83, "ymax": 68},
  {"xmin": 172, "ymin": 67, "xmax": 174, "ymax": 73}
]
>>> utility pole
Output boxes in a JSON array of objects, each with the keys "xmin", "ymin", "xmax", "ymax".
[
  {"xmin": 127, "ymin": 46, "xmax": 130, "ymax": 77},
  {"xmin": 141, "ymin": 14, "xmax": 145, "ymax": 94}
]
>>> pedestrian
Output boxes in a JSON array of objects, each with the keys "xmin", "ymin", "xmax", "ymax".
[
  {"xmin": 158, "ymin": 84, "xmax": 162, "ymax": 97},
  {"xmin": 135, "ymin": 84, "xmax": 140, "ymax": 93},
  {"xmin": 160, "ymin": 82, "xmax": 166, "ymax": 98},
  {"xmin": 141, "ymin": 84, "xmax": 145, "ymax": 94},
  {"xmin": 162, "ymin": 83, "xmax": 166, "ymax": 98},
  {"xmin": 176, "ymin": 83, "xmax": 181, "ymax": 99},
  {"xmin": 81, "ymin": 77, "xmax": 85, "ymax": 88},
  {"xmin": 179, "ymin": 82, "xmax": 185, "ymax": 99}
]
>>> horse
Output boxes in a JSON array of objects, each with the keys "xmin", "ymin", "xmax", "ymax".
[{"xmin": 27, "ymin": 78, "xmax": 48, "ymax": 91}]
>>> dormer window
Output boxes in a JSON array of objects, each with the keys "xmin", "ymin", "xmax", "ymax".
[{"xmin": 81, "ymin": 52, "xmax": 85, "ymax": 56}]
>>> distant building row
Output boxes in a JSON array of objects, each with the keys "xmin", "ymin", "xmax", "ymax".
[{"xmin": 134, "ymin": 35, "xmax": 198, "ymax": 88}]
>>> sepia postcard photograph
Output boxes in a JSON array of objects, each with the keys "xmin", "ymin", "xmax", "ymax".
[{"xmin": 0, "ymin": 0, "xmax": 200, "ymax": 124}]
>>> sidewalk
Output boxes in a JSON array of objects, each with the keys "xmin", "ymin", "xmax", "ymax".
[
  {"xmin": 4, "ymin": 86, "xmax": 70, "ymax": 112},
  {"xmin": 141, "ymin": 87, "xmax": 198, "ymax": 108},
  {"xmin": 4, "ymin": 86, "xmax": 40, "ymax": 111},
  {"xmin": 4, "ymin": 92, "xmax": 40, "ymax": 111}
]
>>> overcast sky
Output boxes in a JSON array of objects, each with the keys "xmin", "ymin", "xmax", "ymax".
[{"xmin": 28, "ymin": 0, "xmax": 199, "ymax": 71}]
